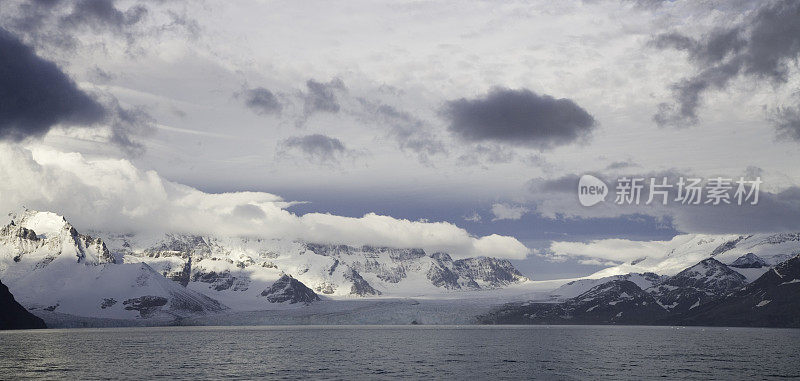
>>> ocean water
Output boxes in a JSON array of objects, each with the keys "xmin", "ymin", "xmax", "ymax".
[{"xmin": 1, "ymin": 325, "xmax": 798, "ymax": 380}]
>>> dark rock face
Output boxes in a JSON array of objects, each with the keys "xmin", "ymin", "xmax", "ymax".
[
  {"xmin": 100, "ymin": 298, "xmax": 117, "ymax": 309},
  {"xmin": 343, "ymin": 269, "xmax": 381, "ymax": 296},
  {"xmin": 426, "ymin": 263, "xmax": 462, "ymax": 290},
  {"xmin": 0, "ymin": 222, "xmax": 39, "ymax": 241},
  {"xmin": 480, "ymin": 280, "xmax": 667, "ymax": 325},
  {"xmin": 452, "ymin": 257, "xmax": 528, "ymax": 287},
  {"xmin": 0, "ymin": 280, "xmax": 46, "ymax": 330},
  {"xmin": 123, "ymin": 296, "xmax": 168, "ymax": 318},
  {"xmin": 192, "ymin": 269, "xmax": 249, "ymax": 291},
  {"xmin": 679, "ymin": 254, "xmax": 800, "ymax": 328},
  {"xmin": 729, "ymin": 253, "xmax": 768, "ymax": 268},
  {"xmin": 168, "ymin": 258, "xmax": 192, "ymax": 287},
  {"xmin": 647, "ymin": 258, "xmax": 747, "ymax": 314},
  {"xmin": 261, "ymin": 275, "xmax": 321, "ymax": 304},
  {"xmin": 710, "ymin": 235, "xmax": 749, "ymax": 256}
]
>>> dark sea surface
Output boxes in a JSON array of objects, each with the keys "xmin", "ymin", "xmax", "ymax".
[{"xmin": 1, "ymin": 325, "xmax": 798, "ymax": 380}]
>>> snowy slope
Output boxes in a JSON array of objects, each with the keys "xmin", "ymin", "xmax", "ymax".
[
  {"xmin": 589, "ymin": 233, "xmax": 800, "ymax": 279},
  {"xmin": 547, "ymin": 272, "xmax": 667, "ymax": 300},
  {"xmin": 646, "ymin": 258, "xmax": 747, "ymax": 313},
  {"xmin": 0, "ymin": 210, "xmax": 227, "ymax": 320},
  {"xmin": 96, "ymin": 232, "xmax": 530, "ymax": 310},
  {"xmin": 0, "ymin": 209, "xmax": 532, "ymax": 318}
]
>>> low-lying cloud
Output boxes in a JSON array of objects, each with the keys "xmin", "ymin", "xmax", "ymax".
[{"xmin": 0, "ymin": 144, "xmax": 530, "ymax": 260}]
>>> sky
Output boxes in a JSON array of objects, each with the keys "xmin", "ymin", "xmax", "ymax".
[{"xmin": 1, "ymin": 0, "xmax": 799, "ymax": 279}]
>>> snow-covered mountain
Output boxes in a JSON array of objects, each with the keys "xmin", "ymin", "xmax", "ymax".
[
  {"xmin": 480, "ymin": 280, "xmax": 668, "ymax": 325},
  {"xmin": 94, "ymin": 230, "xmax": 529, "ymax": 310},
  {"xmin": 589, "ymin": 233, "xmax": 799, "ymax": 281},
  {"xmin": 549, "ymin": 258, "xmax": 753, "ymax": 314},
  {"xmin": 0, "ymin": 210, "xmax": 228, "ymax": 320},
  {"xmin": 729, "ymin": 253, "xmax": 768, "ymax": 268},
  {"xmin": 547, "ymin": 272, "xmax": 667, "ymax": 300},
  {"xmin": 646, "ymin": 258, "xmax": 747, "ymax": 314},
  {"xmin": 0, "ymin": 209, "xmax": 530, "ymax": 320},
  {"xmin": 680, "ymin": 253, "xmax": 800, "ymax": 328}
]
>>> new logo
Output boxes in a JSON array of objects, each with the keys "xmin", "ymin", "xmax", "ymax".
[{"xmin": 578, "ymin": 174, "xmax": 608, "ymax": 207}]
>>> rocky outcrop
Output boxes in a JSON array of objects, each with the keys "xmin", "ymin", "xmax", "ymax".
[
  {"xmin": 260, "ymin": 275, "xmax": 321, "ymax": 304},
  {"xmin": 192, "ymin": 269, "xmax": 249, "ymax": 291},
  {"xmin": 123, "ymin": 296, "xmax": 169, "ymax": 318},
  {"xmin": 0, "ymin": 279, "xmax": 46, "ymax": 330}
]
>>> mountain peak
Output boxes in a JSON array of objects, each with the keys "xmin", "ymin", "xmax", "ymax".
[
  {"xmin": 9, "ymin": 209, "xmax": 70, "ymax": 239},
  {"xmin": 260, "ymin": 275, "xmax": 320, "ymax": 304},
  {"xmin": 729, "ymin": 253, "xmax": 768, "ymax": 268}
]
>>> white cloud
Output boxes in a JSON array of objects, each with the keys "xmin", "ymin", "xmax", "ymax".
[
  {"xmin": 490, "ymin": 203, "xmax": 529, "ymax": 221},
  {"xmin": 463, "ymin": 211, "xmax": 482, "ymax": 222},
  {"xmin": 548, "ymin": 238, "xmax": 674, "ymax": 263},
  {"xmin": 0, "ymin": 144, "xmax": 529, "ymax": 260}
]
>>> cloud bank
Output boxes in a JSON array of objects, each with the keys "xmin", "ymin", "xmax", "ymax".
[
  {"xmin": 0, "ymin": 144, "xmax": 528, "ymax": 260},
  {"xmin": 526, "ymin": 171, "xmax": 800, "ymax": 234}
]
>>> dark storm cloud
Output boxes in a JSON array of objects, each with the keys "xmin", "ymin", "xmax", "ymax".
[
  {"xmin": 1, "ymin": 0, "xmax": 147, "ymax": 51},
  {"xmin": 303, "ymin": 79, "xmax": 345, "ymax": 116},
  {"xmin": 240, "ymin": 87, "xmax": 282, "ymax": 116},
  {"xmin": 282, "ymin": 134, "xmax": 349, "ymax": 163},
  {"xmin": 0, "ymin": 28, "xmax": 154, "ymax": 153},
  {"xmin": 652, "ymin": 0, "xmax": 800, "ymax": 128},
  {"xmin": 1, "ymin": 0, "xmax": 198, "ymax": 53},
  {"xmin": 0, "ymin": 27, "xmax": 105, "ymax": 140},
  {"xmin": 442, "ymin": 88, "xmax": 597, "ymax": 149}
]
